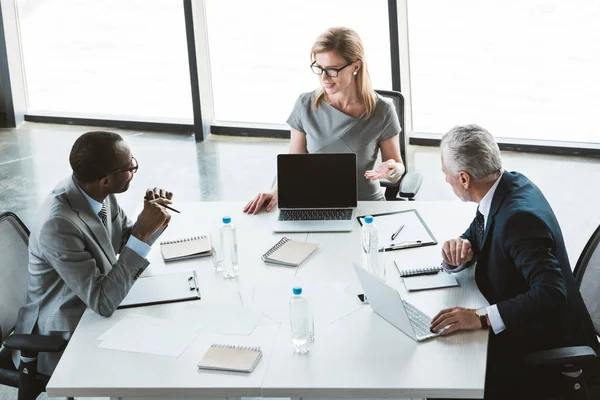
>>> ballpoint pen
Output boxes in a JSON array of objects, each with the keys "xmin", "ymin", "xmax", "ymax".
[
  {"xmin": 144, "ymin": 195, "xmax": 181, "ymax": 213},
  {"xmin": 390, "ymin": 224, "xmax": 405, "ymax": 241}
]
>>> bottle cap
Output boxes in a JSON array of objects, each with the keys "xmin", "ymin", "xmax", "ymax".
[
  {"xmin": 222, "ymin": 216, "xmax": 232, "ymax": 224},
  {"xmin": 292, "ymin": 287, "xmax": 302, "ymax": 295},
  {"xmin": 364, "ymin": 215, "xmax": 374, "ymax": 224}
]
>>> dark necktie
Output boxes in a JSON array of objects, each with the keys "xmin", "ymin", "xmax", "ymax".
[
  {"xmin": 98, "ymin": 203, "xmax": 108, "ymax": 228},
  {"xmin": 475, "ymin": 208, "xmax": 485, "ymax": 248}
]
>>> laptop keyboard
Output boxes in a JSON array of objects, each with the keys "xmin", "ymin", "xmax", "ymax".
[
  {"xmin": 403, "ymin": 300, "xmax": 433, "ymax": 338},
  {"xmin": 279, "ymin": 209, "xmax": 353, "ymax": 221}
]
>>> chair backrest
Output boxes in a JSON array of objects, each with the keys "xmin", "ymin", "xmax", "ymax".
[
  {"xmin": 375, "ymin": 90, "xmax": 407, "ymax": 170},
  {"xmin": 573, "ymin": 223, "xmax": 600, "ymax": 336},
  {"xmin": 0, "ymin": 212, "xmax": 30, "ymax": 342}
]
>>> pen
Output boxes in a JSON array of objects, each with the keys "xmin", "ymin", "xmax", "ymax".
[
  {"xmin": 144, "ymin": 196, "xmax": 181, "ymax": 213},
  {"xmin": 390, "ymin": 224, "xmax": 405, "ymax": 241}
]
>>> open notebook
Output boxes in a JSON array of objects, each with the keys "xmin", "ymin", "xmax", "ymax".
[
  {"xmin": 160, "ymin": 235, "xmax": 212, "ymax": 262},
  {"xmin": 261, "ymin": 237, "xmax": 319, "ymax": 267},
  {"xmin": 197, "ymin": 344, "xmax": 263, "ymax": 373}
]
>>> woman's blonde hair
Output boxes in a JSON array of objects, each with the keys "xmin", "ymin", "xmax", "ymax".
[{"xmin": 311, "ymin": 27, "xmax": 376, "ymax": 119}]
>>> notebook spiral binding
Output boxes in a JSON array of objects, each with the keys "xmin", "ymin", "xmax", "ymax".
[
  {"xmin": 211, "ymin": 344, "xmax": 262, "ymax": 352},
  {"xmin": 160, "ymin": 235, "xmax": 208, "ymax": 245},
  {"xmin": 261, "ymin": 237, "xmax": 290, "ymax": 261},
  {"xmin": 402, "ymin": 265, "xmax": 443, "ymax": 275}
]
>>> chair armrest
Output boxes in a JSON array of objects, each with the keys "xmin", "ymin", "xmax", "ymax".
[
  {"xmin": 399, "ymin": 172, "xmax": 423, "ymax": 199},
  {"xmin": 3, "ymin": 334, "xmax": 67, "ymax": 354},
  {"xmin": 524, "ymin": 346, "xmax": 597, "ymax": 366}
]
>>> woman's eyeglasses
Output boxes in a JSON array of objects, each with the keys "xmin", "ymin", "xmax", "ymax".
[{"xmin": 310, "ymin": 61, "xmax": 353, "ymax": 78}]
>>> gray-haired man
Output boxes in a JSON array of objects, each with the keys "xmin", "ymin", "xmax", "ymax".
[{"xmin": 429, "ymin": 124, "xmax": 597, "ymax": 398}]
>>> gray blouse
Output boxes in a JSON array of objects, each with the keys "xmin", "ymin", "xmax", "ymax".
[{"xmin": 286, "ymin": 91, "xmax": 401, "ymax": 201}]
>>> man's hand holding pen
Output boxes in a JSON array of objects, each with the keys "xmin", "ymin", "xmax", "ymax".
[
  {"xmin": 145, "ymin": 187, "xmax": 180, "ymax": 213},
  {"xmin": 132, "ymin": 187, "xmax": 176, "ymax": 243}
]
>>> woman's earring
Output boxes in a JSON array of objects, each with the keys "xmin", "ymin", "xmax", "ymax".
[{"xmin": 353, "ymin": 71, "xmax": 358, "ymax": 76}]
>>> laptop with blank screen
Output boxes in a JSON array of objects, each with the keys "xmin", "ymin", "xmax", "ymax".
[
  {"xmin": 273, "ymin": 153, "xmax": 357, "ymax": 233},
  {"xmin": 352, "ymin": 262, "xmax": 449, "ymax": 342}
]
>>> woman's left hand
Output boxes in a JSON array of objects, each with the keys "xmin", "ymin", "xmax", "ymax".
[{"xmin": 365, "ymin": 159, "xmax": 397, "ymax": 181}]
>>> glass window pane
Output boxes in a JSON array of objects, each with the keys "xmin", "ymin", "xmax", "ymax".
[
  {"xmin": 408, "ymin": 1, "xmax": 600, "ymax": 143},
  {"xmin": 18, "ymin": 0, "xmax": 193, "ymax": 122},
  {"xmin": 205, "ymin": 0, "xmax": 391, "ymax": 125}
]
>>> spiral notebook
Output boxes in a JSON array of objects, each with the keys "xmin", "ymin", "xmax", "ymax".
[
  {"xmin": 394, "ymin": 261, "xmax": 458, "ymax": 291},
  {"xmin": 261, "ymin": 237, "xmax": 319, "ymax": 267},
  {"xmin": 160, "ymin": 235, "xmax": 212, "ymax": 262},
  {"xmin": 197, "ymin": 344, "xmax": 263, "ymax": 373},
  {"xmin": 396, "ymin": 264, "xmax": 444, "ymax": 277}
]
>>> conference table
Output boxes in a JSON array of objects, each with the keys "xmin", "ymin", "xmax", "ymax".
[{"xmin": 46, "ymin": 201, "xmax": 489, "ymax": 399}]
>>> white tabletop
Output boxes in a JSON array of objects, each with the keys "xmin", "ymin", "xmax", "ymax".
[{"xmin": 47, "ymin": 201, "xmax": 488, "ymax": 399}]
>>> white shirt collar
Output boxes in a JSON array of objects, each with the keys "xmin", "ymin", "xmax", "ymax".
[
  {"xmin": 478, "ymin": 172, "xmax": 503, "ymax": 227},
  {"xmin": 75, "ymin": 181, "xmax": 103, "ymax": 215}
]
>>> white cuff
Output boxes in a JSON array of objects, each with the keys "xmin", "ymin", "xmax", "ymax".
[
  {"xmin": 441, "ymin": 261, "xmax": 468, "ymax": 273},
  {"xmin": 487, "ymin": 304, "xmax": 506, "ymax": 334},
  {"xmin": 126, "ymin": 235, "xmax": 151, "ymax": 259}
]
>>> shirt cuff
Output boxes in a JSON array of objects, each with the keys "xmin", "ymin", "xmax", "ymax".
[
  {"xmin": 441, "ymin": 261, "xmax": 469, "ymax": 273},
  {"xmin": 126, "ymin": 235, "xmax": 151, "ymax": 259},
  {"xmin": 487, "ymin": 304, "xmax": 506, "ymax": 334}
]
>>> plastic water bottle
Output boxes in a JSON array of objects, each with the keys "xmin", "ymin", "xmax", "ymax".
[
  {"xmin": 289, "ymin": 287, "xmax": 311, "ymax": 354},
  {"xmin": 219, "ymin": 216, "xmax": 239, "ymax": 278},
  {"xmin": 361, "ymin": 215, "xmax": 380, "ymax": 276}
]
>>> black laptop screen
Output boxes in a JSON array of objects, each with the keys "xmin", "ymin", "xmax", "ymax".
[{"xmin": 277, "ymin": 153, "xmax": 357, "ymax": 208}]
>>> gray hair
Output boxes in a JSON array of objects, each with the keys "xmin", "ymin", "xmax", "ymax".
[{"xmin": 440, "ymin": 124, "xmax": 502, "ymax": 180}]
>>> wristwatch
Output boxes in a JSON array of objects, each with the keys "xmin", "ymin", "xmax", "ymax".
[{"xmin": 475, "ymin": 307, "xmax": 489, "ymax": 329}]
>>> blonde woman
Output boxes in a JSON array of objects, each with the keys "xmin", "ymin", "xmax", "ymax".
[{"xmin": 244, "ymin": 27, "xmax": 405, "ymax": 214}]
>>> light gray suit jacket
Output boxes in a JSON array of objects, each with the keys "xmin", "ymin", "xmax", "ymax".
[{"xmin": 13, "ymin": 176, "xmax": 162, "ymax": 375}]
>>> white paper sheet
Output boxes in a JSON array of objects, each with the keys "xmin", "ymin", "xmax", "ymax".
[
  {"xmin": 249, "ymin": 282, "xmax": 361, "ymax": 328},
  {"xmin": 182, "ymin": 304, "xmax": 264, "ymax": 335},
  {"xmin": 98, "ymin": 314, "xmax": 202, "ymax": 357}
]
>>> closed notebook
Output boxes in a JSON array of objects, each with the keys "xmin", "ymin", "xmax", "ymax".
[
  {"xmin": 197, "ymin": 344, "xmax": 262, "ymax": 373},
  {"xmin": 394, "ymin": 261, "xmax": 459, "ymax": 291},
  {"xmin": 160, "ymin": 235, "xmax": 212, "ymax": 262},
  {"xmin": 261, "ymin": 237, "xmax": 319, "ymax": 267}
]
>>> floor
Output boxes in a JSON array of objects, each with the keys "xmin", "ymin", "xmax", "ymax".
[{"xmin": 1, "ymin": 122, "xmax": 600, "ymax": 399}]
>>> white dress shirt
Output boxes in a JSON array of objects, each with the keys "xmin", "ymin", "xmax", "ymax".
[
  {"xmin": 476, "ymin": 174, "xmax": 506, "ymax": 334},
  {"xmin": 443, "ymin": 173, "xmax": 506, "ymax": 334}
]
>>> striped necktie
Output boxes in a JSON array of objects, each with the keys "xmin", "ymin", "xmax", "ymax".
[{"xmin": 98, "ymin": 203, "xmax": 108, "ymax": 228}]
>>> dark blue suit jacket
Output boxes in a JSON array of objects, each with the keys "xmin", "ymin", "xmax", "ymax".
[{"xmin": 463, "ymin": 171, "xmax": 597, "ymax": 358}]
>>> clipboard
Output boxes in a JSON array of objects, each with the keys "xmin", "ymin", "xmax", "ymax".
[
  {"xmin": 357, "ymin": 209, "xmax": 437, "ymax": 251},
  {"xmin": 118, "ymin": 271, "xmax": 201, "ymax": 309}
]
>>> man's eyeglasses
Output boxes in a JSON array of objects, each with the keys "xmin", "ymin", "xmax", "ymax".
[
  {"xmin": 106, "ymin": 156, "xmax": 138, "ymax": 177},
  {"xmin": 310, "ymin": 61, "xmax": 353, "ymax": 78}
]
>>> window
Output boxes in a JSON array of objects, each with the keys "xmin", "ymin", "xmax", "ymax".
[
  {"xmin": 205, "ymin": 0, "xmax": 392, "ymax": 125},
  {"xmin": 407, "ymin": 1, "xmax": 600, "ymax": 143},
  {"xmin": 17, "ymin": 0, "xmax": 193, "ymax": 122}
]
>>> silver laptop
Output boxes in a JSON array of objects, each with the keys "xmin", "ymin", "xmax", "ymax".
[
  {"xmin": 273, "ymin": 154, "xmax": 357, "ymax": 233},
  {"xmin": 353, "ymin": 263, "xmax": 446, "ymax": 341}
]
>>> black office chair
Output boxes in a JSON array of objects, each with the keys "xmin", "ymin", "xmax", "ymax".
[
  {"xmin": 0, "ymin": 212, "xmax": 68, "ymax": 400},
  {"xmin": 375, "ymin": 90, "xmax": 422, "ymax": 200},
  {"xmin": 524, "ymin": 223, "xmax": 600, "ymax": 399}
]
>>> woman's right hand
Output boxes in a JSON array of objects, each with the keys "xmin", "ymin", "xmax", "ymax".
[{"xmin": 243, "ymin": 191, "xmax": 278, "ymax": 214}]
